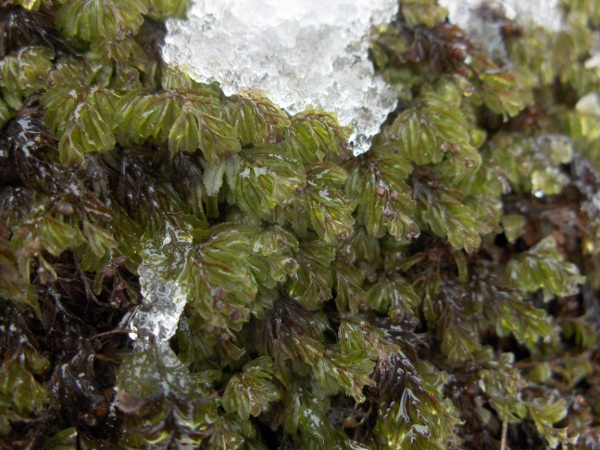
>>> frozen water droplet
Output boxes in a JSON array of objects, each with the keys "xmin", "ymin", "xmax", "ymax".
[
  {"xmin": 130, "ymin": 263, "xmax": 188, "ymax": 342},
  {"xmin": 126, "ymin": 228, "xmax": 192, "ymax": 343},
  {"xmin": 162, "ymin": 0, "xmax": 399, "ymax": 155}
]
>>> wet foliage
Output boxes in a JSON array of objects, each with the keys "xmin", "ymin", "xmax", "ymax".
[{"xmin": 0, "ymin": 0, "xmax": 599, "ymax": 448}]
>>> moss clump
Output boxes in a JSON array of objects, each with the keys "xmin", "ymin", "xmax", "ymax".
[{"xmin": 0, "ymin": 0, "xmax": 599, "ymax": 448}]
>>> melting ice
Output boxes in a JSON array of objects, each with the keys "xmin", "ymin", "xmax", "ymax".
[
  {"xmin": 127, "ymin": 228, "xmax": 192, "ymax": 343},
  {"xmin": 161, "ymin": 0, "xmax": 399, "ymax": 155}
]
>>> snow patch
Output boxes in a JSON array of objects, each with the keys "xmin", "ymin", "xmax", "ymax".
[{"xmin": 162, "ymin": 0, "xmax": 399, "ymax": 155}]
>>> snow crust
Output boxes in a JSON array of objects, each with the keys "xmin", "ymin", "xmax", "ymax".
[{"xmin": 162, "ymin": 0, "xmax": 399, "ymax": 155}]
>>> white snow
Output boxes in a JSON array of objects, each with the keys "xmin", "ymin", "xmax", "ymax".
[
  {"xmin": 439, "ymin": 0, "xmax": 562, "ymax": 31},
  {"xmin": 161, "ymin": 0, "xmax": 399, "ymax": 155},
  {"xmin": 439, "ymin": 0, "xmax": 563, "ymax": 63}
]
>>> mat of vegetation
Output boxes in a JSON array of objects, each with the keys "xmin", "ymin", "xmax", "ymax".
[{"xmin": 0, "ymin": 0, "xmax": 599, "ymax": 448}]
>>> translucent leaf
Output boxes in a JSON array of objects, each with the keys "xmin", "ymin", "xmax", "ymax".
[
  {"xmin": 312, "ymin": 348, "xmax": 375, "ymax": 403},
  {"xmin": 478, "ymin": 353, "xmax": 528, "ymax": 423},
  {"xmin": 117, "ymin": 341, "xmax": 215, "ymax": 445},
  {"xmin": 474, "ymin": 70, "xmax": 527, "ymax": 119},
  {"xmin": 250, "ymin": 225, "xmax": 299, "ymax": 286},
  {"xmin": 45, "ymin": 427, "xmax": 78, "ymax": 449},
  {"xmin": 287, "ymin": 238, "xmax": 335, "ymax": 309},
  {"xmin": 391, "ymin": 95, "xmax": 475, "ymax": 166},
  {"xmin": 234, "ymin": 146, "xmax": 306, "ymax": 222},
  {"xmin": 528, "ymin": 396, "xmax": 569, "ymax": 449},
  {"xmin": 283, "ymin": 383, "xmax": 349, "ymax": 448},
  {"xmin": 147, "ymin": 0, "xmax": 192, "ymax": 20},
  {"xmin": 334, "ymin": 261, "xmax": 365, "ymax": 315},
  {"xmin": 506, "ymin": 236, "xmax": 586, "ymax": 298},
  {"xmin": 207, "ymin": 415, "xmax": 255, "ymax": 450},
  {"xmin": 176, "ymin": 224, "xmax": 258, "ymax": 330},
  {"xmin": 302, "ymin": 163, "xmax": 354, "ymax": 243},
  {"xmin": 5, "ymin": 0, "xmax": 48, "ymax": 11},
  {"xmin": 0, "ymin": 238, "xmax": 38, "ymax": 313},
  {"xmin": 415, "ymin": 176, "xmax": 490, "ymax": 252},
  {"xmin": 502, "ymin": 214, "xmax": 526, "ymax": 244},
  {"xmin": 338, "ymin": 316, "xmax": 400, "ymax": 361},
  {"xmin": 56, "ymin": 0, "xmax": 149, "ymax": 42},
  {"xmin": 82, "ymin": 220, "xmax": 118, "ymax": 257},
  {"xmin": 0, "ymin": 355, "xmax": 50, "ymax": 416},
  {"xmin": 373, "ymin": 355, "xmax": 459, "ymax": 449},
  {"xmin": 47, "ymin": 57, "xmax": 89, "ymax": 88},
  {"xmin": 0, "ymin": 97, "xmax": 11, "ymax": 130},
  {"xmin": 283, "ymin": 111, "xmax": 352, "ymax": 163},
  {"xmin": 401, "ymin": 0, "xmax": 448, "ymax": 27},
  {"xmin": 256, "ymin": 299, "xmax": 326, "ymax": 376},
  {"xmin": 366, "ymin": 273, "xmax": 421, "ymax": 320},
  {"xmin": 42, "ymin": 86, "xmax": 120, "ymax": 164},
  {"xmin": 346, "ymin": 159, "xmax": 419, "ymax": 241},
  {"xmin": 119, "ymin": 88, "xmax": 240, "ymax": 161},
  {"xmin": 226, "ymin": 89, "xmax": 290, "ymax": 147},
  {"xmin": 204, "ymin": 158, "xmax": 227, "ymax": 197},
  {"xmin": 222, "ymin": 357, "xmax": 281, "ymax": 420},
  {"xmin": 0, "ymin": 46, "xmax": 54, "ymax": 110},
  {"xmin": 473, "ymin": 273, "xmax": 554, "ymax": 347}
]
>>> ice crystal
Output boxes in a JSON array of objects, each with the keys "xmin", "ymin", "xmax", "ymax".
[
  {"xmin": 161, "ymin": 0, "xmax": 399, "ymax": 155},
  {"xmin": 130, "ymin": 263, "xmax": 187, "ymax": 341},
  {"xmin": 128, "ymin": 229, "xmax": 192, "ymax": 342}
]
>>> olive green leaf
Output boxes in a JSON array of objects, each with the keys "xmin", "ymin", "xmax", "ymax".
[
  {"xmin": 527, "ymin": 396, "xmax": 570, "ymax": 449},
  {"xmin": 222, "ymin": 357, "xmax": 281, "ymax": 420},
  {"xmin": 283, "ymin": 111, "xmax": 352, "ymax": 163},
  {"xmin": 250, "ymin": 225, "xmax": 299, "ymax": 286},
  {"xmin": 42, "ymin": 86, "xmax": 120, "ymax": 164},
  {"xmin": 177, "ymin": 224, "xmax": 258, "ymax": 330},
  {"xmin": 473, "ymin": 69, "xmax": 527, "ymax": 119},
  {"xmin": 146, "ymin": 0, "xmax": 193, "ymax": 20},
  {"xmin": 366, "ymin": 273, "xmax": 421, "ymax": 320},
  {"xmin": 312, "ymin": 347, "xmax": 375, "ymax": 403},
  {"xmin": 226, "ymin": 89, "xmax": 290, "ymax": 147},
  {"xmin": 338, "ymin": 316, "xmax": 400, "ymax": 361},
  {"xmin": 234, "ymin": 146, "xmax": 306, "ymax": 222},
  {"xmin": 334, "ymin": 260, "xmax": 365, "ymax": 314},
  {"xmin": 119, "ymin": 88, "xmax": 240, "ymax": 161},
  {"xmin": 373, "ymin": 355, "xmax": 459, "ymax": 449},
  {"xmin": 0, "ymin": 46, "xmax": 55, "ymax": 110},
  {"xmin": 5, "ymin": 0, "xmax": 48, "ymax": 11},
  {"xmin": 401, "ymin": 0, "xmax": 448, "ymax": 27},
  {"xmin": 346, "ymin": 155, "xmax": 419, "ymax": 241},
  {"xmin": 56, "ymin": 0, "xmax": 149, "ymax": 42},
  {"xmin": 391, "ymin": 95, "xmax": 476, "ymax": 167},
  {"xmin": 287, "ymin": 238, "xmax": 335, "ymax": 309},
  {"xmin": 117, "ymin": 341, "xmax": 215, "ymax": 446},
  {"xmin": 506, "ymin": 236, "xmax": 586, "ymax": 299},
  {"xmin": 302, "ymin": 162, "xmax": 354, "ymax": 243}
]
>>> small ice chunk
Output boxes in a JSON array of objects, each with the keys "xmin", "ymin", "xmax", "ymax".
[
  {"xmin": 130, "ymin": 263, "xmax": 187, "ymax": 342},
  {"xmin": 127, "ymin": 226, "xmax": 193, "ymax": 342},
  {"xmin": 162, "ymin": 0, "xmax": 399, "ymax": 155}
]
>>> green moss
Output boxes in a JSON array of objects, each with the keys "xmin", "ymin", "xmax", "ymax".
[{"xmin": 0, "ymin": 0, "xmax": 598, "ymax": 448}]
